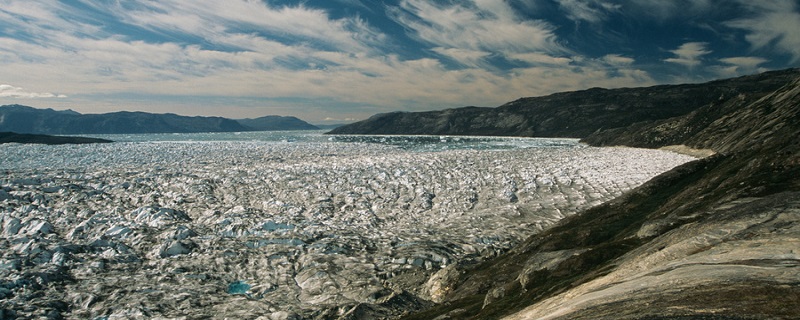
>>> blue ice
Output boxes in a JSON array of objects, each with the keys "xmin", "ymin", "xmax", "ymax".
[{"xmin": 227, "ymin": 281, "xmax": 251, "ymax": 295}]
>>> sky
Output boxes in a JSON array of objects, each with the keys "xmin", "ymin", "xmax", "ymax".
[{"xmin": 1, "ymin": 0, "xmax": 799, "ymax": 124}]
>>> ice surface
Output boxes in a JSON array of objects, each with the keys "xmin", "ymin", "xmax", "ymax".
[
  {"xmin": 228, "ymin": 281, "xmax": 252, "ymax": 295},
  {"xmin": 0, "ymin": 133, "xmax": 695, "ymax": 318}
]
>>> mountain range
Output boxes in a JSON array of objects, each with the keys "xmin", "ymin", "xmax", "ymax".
[
  {"xmin": 0, "ymin": 105, "xmax": 319, "ymax": 134},
  {"xmin": 329, "ymin": 69, "xmax": 799, "ymax": 140}
]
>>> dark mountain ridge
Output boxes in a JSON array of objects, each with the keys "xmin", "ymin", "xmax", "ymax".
[
  {"xmin": 0, "ymin": 105, "xmax": 318, "ymax": 134},
  {"xmin": 329, "ymin": 69, "xmax": 799, "ymax": 138}
]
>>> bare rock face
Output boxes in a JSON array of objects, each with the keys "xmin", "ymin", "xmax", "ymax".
[
  {"xmin": 516, "ymin": 249, "xmax": 588, "ymax": 289},
  {"xmin": 506, "ymin": 193, "xmax": 800, "ymax": 320},
  {"xmin": 482, "ymin": 285, "xmax": 506, "ymax": 309},
  {"xmin": 423, "ymin": 264, "xmax": 461, "ymax": 303}
]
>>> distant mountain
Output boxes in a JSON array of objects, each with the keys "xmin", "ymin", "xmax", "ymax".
[
  {"xmin": 236, "ymin": 115, "xmax": 319, "ymax": 131},
  {"xmin": 0, "ymin": 132, "xmax": 112, "ymax": 145},
  {"xmin": 0, "ymin": 105, "xmax": 317, "ymax": 134},
  {"xmin": 329, "ymin": 69, "xmax": 800, "ymax": 138},
  {"xmin": 314, "ymin": 123, "xmax": 346, "ymax": 130}
]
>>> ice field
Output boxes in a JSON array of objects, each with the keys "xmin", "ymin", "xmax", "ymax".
[{"xmin": 0, "ymin": 132, "xmax": 696, "ymax": 319}]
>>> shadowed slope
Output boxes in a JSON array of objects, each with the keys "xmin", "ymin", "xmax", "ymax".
[{"xmin": 400, "ymin": 74, "xmax": 800, "ymax": 319}]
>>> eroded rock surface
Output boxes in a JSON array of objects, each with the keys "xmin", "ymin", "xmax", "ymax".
[{"xmin": 506, "ymin": 193, "xmax": 800, "ymax": 320}]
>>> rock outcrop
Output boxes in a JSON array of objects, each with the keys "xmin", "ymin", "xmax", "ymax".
[{"xmin": 400, "ymin": 72, "xmax": 800, "ymax": 319}]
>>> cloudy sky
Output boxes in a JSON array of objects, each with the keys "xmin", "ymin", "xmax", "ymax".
[{"xmin": 1, "ymin": 0, "xmax": 799, "ymax": 123}]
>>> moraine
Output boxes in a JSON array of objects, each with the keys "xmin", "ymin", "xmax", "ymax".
[{"xmin": 0, "ymin": 131, "xmax": 694, "ymax": 319}]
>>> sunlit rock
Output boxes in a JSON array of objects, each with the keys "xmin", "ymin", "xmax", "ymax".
[{"xmin": 423, "ymin": 264, "xmax": 461, "ymax": 303}]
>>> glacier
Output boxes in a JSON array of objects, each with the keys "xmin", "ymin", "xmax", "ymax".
[{"xmin": 0, "ymin": 133, "xmax": 695, "ymax": 319}]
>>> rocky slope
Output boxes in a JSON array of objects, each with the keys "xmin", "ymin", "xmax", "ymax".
[
  {"xmin": 0, "ymin": 105, "xmax": 319, "ymax": 134},
  {"xmin": 400, "ymin": 73, "xmax": 800, "ymax": 319},
  {"xmin": 329, "ymin": 69, "xmax": 799, "ymax": 138}
]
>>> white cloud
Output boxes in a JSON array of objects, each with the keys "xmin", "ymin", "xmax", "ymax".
[
  {"xmin": 388, "ymin": 0, "xmax": 564, "ymax": 58},
  {"xmin": 0, "ymin": 0, "xmax": 382, "ymax": 95},
  {"xmin": 432, "ymin": 47, "xmax": 492, "ymax": 67},
  {"xmin": 0, "ymin": 85, "xmax": 67, "ymax": 98},
  {"xmin": 664, "ymin": 42, "xmax": 711, "ymax": 68},
  {"xmin": 602, "ymin": 54, "xmax": 635, "ymax": 66},
  {"xmin": 509, "ymin": 53, "xmax": 573, "ymax": 66},
  {"xmin": 713, "ymin": 56, "xmax": 769, "ymax": 77},
  {"xmin": 726, "ymin": 1, "xmax": 800, "ymax": 62},
  {"xmin": 93, "ymin": 0, "xmax": 386, "ymax": 55},
  {"xmin": 719, "ymin": 56, "xmax": 768, "ymax": 69},
  {"xmin": 557, "ymin": 0, "xmax": 621, "ymax": 23},
  {"xmin": 332, "ymin": 0, "xmax": 370, "ymax": 11}
]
